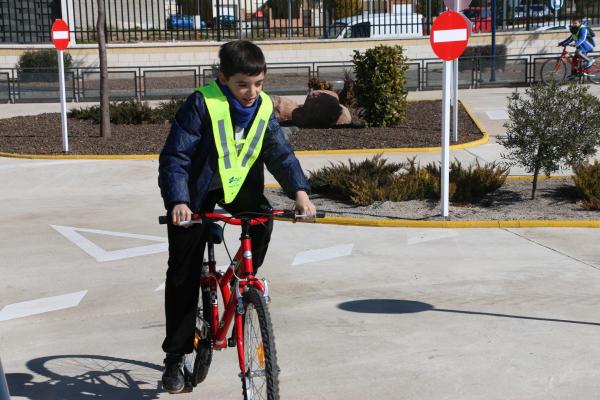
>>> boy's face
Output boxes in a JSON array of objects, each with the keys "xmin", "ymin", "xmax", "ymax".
[
  {"xmin": 572, "ymin": 19, "xmax": 581, "ymax": 27},
  {"xmin": 219, "ymin": 72, "xmax": 265, "ymax": 107}
]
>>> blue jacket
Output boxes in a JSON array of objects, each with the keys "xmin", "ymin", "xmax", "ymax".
[
  {"xmin": 560, "ymin": 21, "xmax": 594, "ymax": 53},
  {"xmin": 158, "ymin": 90, "xmax": 310, "ymax": 211}
]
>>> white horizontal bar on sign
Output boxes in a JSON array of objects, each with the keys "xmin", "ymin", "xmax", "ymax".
[
  {"xmin": 53, "ymin": 31, "xmax": 69, "ymax": 40},
  {"xmin": 433, "ymin": 28, "xmax": 467, "ymax": 43}
]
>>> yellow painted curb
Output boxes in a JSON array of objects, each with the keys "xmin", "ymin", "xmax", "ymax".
[
  {"xmin": 0, "ymin": 151, "xmax": 159, "ymax": 160},
  {"xmin": 312, "ymin": 217, "xmax": 600, "ymax": 228}
]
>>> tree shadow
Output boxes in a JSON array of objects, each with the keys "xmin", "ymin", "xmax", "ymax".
[
  {"xmin": 6, "ymin": 355, "xmax": 163, "ymax": 399},
  {"xmin": 540, "ymin": 184, "xmax": 584, "ymax": 205},
  {"xmin": 338, "ymin": 299, "xmax": 600, "ymax": 327}
]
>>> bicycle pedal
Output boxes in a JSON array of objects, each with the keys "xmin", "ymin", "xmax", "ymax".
[{"xmin": 228, "ymin": 337, "xmax": 236, "ymax": 347}]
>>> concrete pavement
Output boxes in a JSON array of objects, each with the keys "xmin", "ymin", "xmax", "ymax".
[{"xmin": 1, "ymin": 156, "xmax": 600, "ymax": 399}]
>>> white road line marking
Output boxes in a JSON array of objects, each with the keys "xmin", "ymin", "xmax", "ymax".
[
  {"xmin": 155, "ymin": 282, "xmax": 166, "ymax": 291},
  {"xmin": 433, "ymin": 28, "xmax": 467, "ymax": 43},
  {"xmin": 0, "ymin": 290, "xmax": 87, "ymax": 322},
  {"xmin": 407, "ymin": 230, "xmax": 459, "ymax": 245},
  {"xmin": 485, "ymin": 110, "xmax": 509, "ymax": 120},
  {"xmin": 51, "ymin": 225, "xmax": 167, "ymax": 262},
  {"xmin": 0, "ymin": 160, "xmax": 97, "ymax": 170},
  {"xmin": 292, "ymin": 244, "xmax": 354, "ymax": 266}
]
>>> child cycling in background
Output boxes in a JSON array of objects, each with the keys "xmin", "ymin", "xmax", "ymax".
[{"xmin": 559, "ymin": 17, "xmax": 596, "ymax": 79}]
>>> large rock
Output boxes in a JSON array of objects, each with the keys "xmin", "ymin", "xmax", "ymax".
[
  {"xmin": 292, "ymin": 90, "xmax": 343, "ymax": 128},
  {"xmin": 335, "ymin": 105, "xmax": 352, "ymax": 125},
  {"xmin": 270, "ymin": 94, "xmax": 299, "ymax": 123}
]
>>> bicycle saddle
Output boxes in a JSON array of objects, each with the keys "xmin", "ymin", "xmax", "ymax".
[{"xmin": 205, "ymin": 222, "xmax": 224, "ymax": 244}]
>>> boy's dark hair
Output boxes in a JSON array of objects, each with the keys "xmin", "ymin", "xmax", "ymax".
[{"xmin": 219, "ymin": 40, "xmax": 267, "ymax": 78}]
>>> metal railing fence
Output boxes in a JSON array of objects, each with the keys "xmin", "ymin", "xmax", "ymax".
[
  {"xmin": 1, "ymin": 0, "xmax": 598, "ymax": 43},
  {"xmin": 1, "ymin": 50, "xmax": 594, "ymax": 103}
]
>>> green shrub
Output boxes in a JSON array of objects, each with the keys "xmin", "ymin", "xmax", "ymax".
[
  {"xmin": 427, "ymin": 160, "xmax": 509, "ymax": 204},
  {"xmin": 17, "ymin": 50, "xmax": 73, "ymax": 72},
  {"xmin": 150, "ymin": 97, "xmax": 184, "ymax": 123},
  {"xmin": 573, "ymin": 161, "xmax": 600, "ymax": 210},
  {"xmin": 69, "ymin": 98, "xmax": 182, "ymax": 125},
  {"xmin": 352, "ymin": 45, "xmax": 409, "ymax": 127},
  {"xmin": 309, "ymin": 155, "xmax": 507, "ymax": 206}
]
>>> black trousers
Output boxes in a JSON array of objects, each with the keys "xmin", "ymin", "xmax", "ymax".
[{"xmin": 162, "ymin": 185, "xmax": 273, "ymax": 355}]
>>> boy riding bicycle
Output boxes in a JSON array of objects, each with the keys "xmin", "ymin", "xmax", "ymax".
[
  {"xmin": 559, "ymin": 17, "xmax": 596, "ymax": 79},
  {"xmin": 158, "ymin": 40, "xmax": 316, "ymax": 394}
]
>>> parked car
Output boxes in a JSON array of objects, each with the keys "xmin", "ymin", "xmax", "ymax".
[
  {"xmin": 210, "ymin": 15, "xmax": 239, "ymax": 28},
  {"xmin": 166, "ymin": 14, "xmax": 206, "ymax": 30},
  {"xmin": 323, "ymin": 13, "xmax": 425, "ymax": 40},
  {"xmin": 514, "ymin": 4, "xmax": 551, "ymax": 19},
  {"xmin": 462, "ymin": 7, "xmax": 492, "ymax": 33}
]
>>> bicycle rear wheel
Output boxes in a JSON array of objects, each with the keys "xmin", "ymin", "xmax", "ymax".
[
  {"xmin": 586, "ymin": 60, "xmax": 600, "ymax": 84},
  {"xmin": 540, "ymin": 58, "xmax": 567, "ymax": 84},
  {"xmin": 241, "ymin": 287, "xmax": 280, "ymax": 400},
  {"xmin": 183, "ymin": 289, "xmax": 213, "ymax": 386}
]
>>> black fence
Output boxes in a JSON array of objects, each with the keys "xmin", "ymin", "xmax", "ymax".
[
  {"xmin": 1, "ymin": 50, "xmax": 594, "ymax": 103},
  {"xmin": 1, "ymin": 0, "xmax": 599, "ymax": 43}
]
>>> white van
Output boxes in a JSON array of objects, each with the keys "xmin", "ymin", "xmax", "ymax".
[{"xmin": 324, "ymin": 12, "xmax": 424, "ymax": 39}]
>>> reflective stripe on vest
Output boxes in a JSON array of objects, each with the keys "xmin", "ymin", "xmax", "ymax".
[
  {"xmin": 572, "ymin": 24, "xmax": 588, "ymax": 41},
  {"xmin": 197, "ymin": 81, "xmax": 273, "ymax": 203}
]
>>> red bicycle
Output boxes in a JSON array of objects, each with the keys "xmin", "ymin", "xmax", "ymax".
[
  {"xmin": 541, "ymin": 46, "xmax": 600, "ymax": 84},
  {"xmin": 159, "ymin": 209, "xmax": 324, "ymax": 399}
]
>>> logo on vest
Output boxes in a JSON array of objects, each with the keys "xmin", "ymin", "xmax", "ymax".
[{"xmin": 229, "ymin": 176, "xmax": 242, "ymax": 185}]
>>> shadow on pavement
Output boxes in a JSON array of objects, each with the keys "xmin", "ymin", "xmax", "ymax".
[
  {"xmin": 7, "ymin": 354, "xmax": 163, "ymax": 399},
  {"xmin": 338, "ymin": 299, "xmax": 600, "ymax": 326}
]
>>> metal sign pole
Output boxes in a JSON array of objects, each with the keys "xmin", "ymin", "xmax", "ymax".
[
  {"xmin": 452, "ymin": 58, "xmax": 459, "ymax": 142},
  {"xmin": 58, "ymin": 49, "xmax": 69, "ymax": 153},
  {"xmin": 441, "ymin": 60, "xmax": 451, "ymax": 217}
]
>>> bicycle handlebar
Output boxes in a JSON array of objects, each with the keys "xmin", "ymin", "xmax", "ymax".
[{"xmin": 158, "ymin": 210, "xmax": 326, "ymax": 226}]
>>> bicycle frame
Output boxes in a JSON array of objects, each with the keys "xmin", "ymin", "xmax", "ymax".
[
  {"xmin": 199, "ymin": 214, "xmax": 269, "ymax": 376},
  {"xmin": 557, "ymin": 46, "xmax": 600, "ymax": 74}
]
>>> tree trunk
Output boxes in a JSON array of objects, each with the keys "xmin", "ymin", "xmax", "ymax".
[
  {"xmin": 97, "ymin": 0, "xmax": 111, "ymax": 139},
  {"xmin": 531, "ymin": 165, "xmax": 540, "ymax": 200}
]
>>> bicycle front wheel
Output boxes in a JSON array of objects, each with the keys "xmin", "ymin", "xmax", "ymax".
[
  {"xmin": 540, "ymin": 58, "xmax": 568, "ymax": 83},
  {"xmin": 241, "ymin": 287, "xmax": 280, "ymax": 400}
]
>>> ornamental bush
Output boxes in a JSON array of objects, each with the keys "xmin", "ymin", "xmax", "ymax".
[
  {"xmin": 69, "ymin": 98, "xmax": 184, "ymax": 125},
  {"xmin": 352, "ymin": 45, "xmax": 409, "ymax": 127},
  {"xmin": 573, "ymin": 161, "xmax": 600, "ymax": 210}
]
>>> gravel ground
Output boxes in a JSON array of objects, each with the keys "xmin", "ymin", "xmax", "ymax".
[
  {"xmin": 0, "ymin": 100, "xmax": 481, "ymax": 155},
  {"xmin": 264, "ymin": 178, "xmax": 600, "ymax": 221}
]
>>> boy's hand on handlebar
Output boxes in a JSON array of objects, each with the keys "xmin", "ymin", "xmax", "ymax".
[
  {"xmin": 172, "ymin": 203, "xmax": 192, "ymax": 227},
  {"xmin": 294, "ymin": 191, "xmax": 317, "ymax": 219}
]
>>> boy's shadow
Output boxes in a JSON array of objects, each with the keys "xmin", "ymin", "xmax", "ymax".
[{"xmin": 6, "ymin": 354, "xmax": 163, "ymax": 399}]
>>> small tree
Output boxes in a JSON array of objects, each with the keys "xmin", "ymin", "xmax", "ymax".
[
  {"xmin": 500, "ymin": 81, "xmax": 600, "ymax": 199},
  {"xmin": 352, "ymin": 45, "xmax": 409, "ymax": 127}
]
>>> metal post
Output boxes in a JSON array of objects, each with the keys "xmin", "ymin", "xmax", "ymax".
[
  {"xmin": 288, "ymin": 0, "xmax": 292, "ymax": 38},
  {"xmin": 441, "ymin": 60, "xmax": 451, "ymax": 218},
  {"xmin": 427, "ymin": 0, "xmax": 432, "ymax": 35},
  {"xmin": 502, "ymin": 0, "xmax": 507, "ymax": 30},
  {"xmin": 452, "ymin": 58, "xmax": 459, "ymax": 142},
  {"xmin": 58, "ymin": 50, "xmax": 69, "ymax": 153},
  {"xmin": 491, "ymin": 0, "xmax": 497, "ymax": 82}
]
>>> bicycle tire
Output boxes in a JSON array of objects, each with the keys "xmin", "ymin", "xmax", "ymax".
[
  {"xmin": 241, "ymin": 287, "xmax": 280, "ymax": 400},
  {"xmin": 184, "ymin": 289, "xmax": 213, "ymax": 386},
  {"xmin": 586, "ymin": 60, "xmax": 600, "ymax": 84},
  {"xmin": 540, "ymin": 58, "xmax": 567, "ymax": 84}
]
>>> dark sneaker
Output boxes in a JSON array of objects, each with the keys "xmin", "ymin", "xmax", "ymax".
[
  {"xmin": 162, "ymin": 354, "xmax": 185, "ymax": 394},
  {"xmin": 585, "ymin": 58, "xmax": 595, "ymax": 69}
]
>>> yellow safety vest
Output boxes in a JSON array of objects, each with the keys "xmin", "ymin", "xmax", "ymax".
[{"xmin": 197, "ymin": 81, "xmax": 273, "ymax": 203}]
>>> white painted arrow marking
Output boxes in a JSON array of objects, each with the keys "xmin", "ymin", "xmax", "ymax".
[
  {"xmin": 292, "ymin": 244, "xmax": 354, "ymax": 266},
  {"xmin": 51, "ymin": 225, "xmax": 167, "ymax": 262},
  {"xmin": 0, "ymin": 290, "xmax": 87, "ymax": 322},
  {"xmin": 433, "ymin": 28, "xmax": 467, "ymax": 43},
  {"xmin": 485, "ymin": 110, "xmax": 509, "ymax": 120}
]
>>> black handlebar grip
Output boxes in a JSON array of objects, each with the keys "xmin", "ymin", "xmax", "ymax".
[
  {"xmin": 158, "ymin": 215, "xmax": 169, "ymax": 225},
  {"xmin": 316, "ymin": 212, "xmax": 326, "ymax": 218}
]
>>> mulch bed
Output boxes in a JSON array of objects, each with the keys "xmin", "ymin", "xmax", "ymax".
[{"xmin": 0, "ymin": 100, "xmax": 483, "ymax": 155}]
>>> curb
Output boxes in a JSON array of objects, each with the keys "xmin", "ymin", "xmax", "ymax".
[
  {"xmin": 0, "ymin": 151, "xmax": 159, "ymax": 160},
  {"xmin": 307, "ymin": 217, "xmax": 600, "ymax": 228}
]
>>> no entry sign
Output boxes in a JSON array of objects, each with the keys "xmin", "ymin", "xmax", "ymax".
[
  {"xmin": 430, "ymin": 11, "xmax": 470, "ymax": 61},
  {"xmin": 51, "ymin": 19, "xmax": 70, "ymax": 50}
]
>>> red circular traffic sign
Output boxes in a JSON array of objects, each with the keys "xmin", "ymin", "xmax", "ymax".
[
  {"xmin": 51, "ymin": 19, "xmax": 70, "ymax": 50},
  {"xmin": 430, "ymin": 11, "xmax": 470, "ymax": 61}
]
